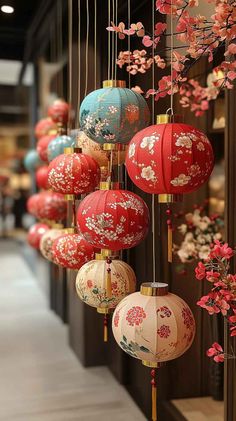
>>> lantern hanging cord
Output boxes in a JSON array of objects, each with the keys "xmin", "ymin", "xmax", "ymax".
[
  {"xmin": 76, "ymin": 0, "xmax": 81, "ymax": 126},
  {"xmin": 114, "ymin": 0, "xmax": 118, "ymax": 80},
  {"xmin": 111, "ymin": 0, "xmax": 115, "ymax": 80},
  {"xmin": 152, "ymin": 0, "xmax": 155, "ymax": 125},
  {"xmin": 68, "ymin": 0, "xmax": 73, "ymax": 132},
  {"xmin": 84, "ymin": 0, "xmax": 89, "ymax": 98},
  {"xmin": 128, "ymin": 0, "xmax": 131, "ymax": 89},
  {"xmin": 170, "ymin": 0, "xmax": 174, "ymax": 114},
  {"xmin": 108, "ymin": 0, "xmax": 111, "ymax": 80},
  {"xmin": 94, "ymin": 0, "xmax": 97, "ymax": 90}
]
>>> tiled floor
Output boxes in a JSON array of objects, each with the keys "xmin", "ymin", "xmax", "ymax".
[{"xmin": 0, "ymin": 240, "xmax": 145, "ymax": 421}]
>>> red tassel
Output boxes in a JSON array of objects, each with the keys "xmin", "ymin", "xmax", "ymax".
[{"xmin": 166, "ymin": 207, "xmax": 173, "ymax": 263}]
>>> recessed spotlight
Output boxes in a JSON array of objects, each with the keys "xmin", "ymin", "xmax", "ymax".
[{"xmin": 1, "ymin": 5, "xmax": 14, "ymax": 14}]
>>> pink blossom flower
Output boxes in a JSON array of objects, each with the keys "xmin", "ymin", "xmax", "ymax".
[
  {"xmin": 209, "ymin": 240, "xmax": 234, "ymax": 260},
  {"xmin": 195, "ymin": 262, "xmax": 206, "ymax": 280},
  {"xmin": 206, "ymin": 271, "xmax": 221, "ymax": 283},
  {"xmin": 206, "ymin": 342, "xmax": 224, "ymax": 363}
]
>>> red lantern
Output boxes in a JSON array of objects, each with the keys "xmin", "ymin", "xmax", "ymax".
[
  {"xmin": 37, "ymin": 191, "xmax": 67, "ymax": 221},
  {"xmin": 35, "ymin": 117, "xmax": 57, "ymax": 139},
  {"xmin": 77, "ymin": 186, "xmax": 150, "ymax": 250},
  {"xmin": 48, "ymin": 151, "xmax": 101, "ymax": 196},
  {"xmin": 52, "ymin": 231, "xmax": 95, "ymax": 269},
  {"xmin": 37, "ymin": 134, "xmax": 56, "ymax": 162},
  {"xmin": 27, "ymin": 223, "xmax": 49, "ymax": 249},
  {"xmin": 27, "ymin": 194, "xmax": 40, "ymax": 217},
  {"xmin": 35, "ymin": 166, "xmax": 49, "ymax": 190},
  {"xmin": 126, "ymin": 119, "xmax": 214, "ymax": 200},
  {"xmin": 48, "ymin": 99, "xmax": 69, "ymax": 125}
]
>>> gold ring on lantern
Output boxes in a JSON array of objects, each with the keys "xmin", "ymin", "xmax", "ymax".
[
  {"xmin": 64, "ymin": 194, "xmax": 76, "ymax": 201},
  {"xmin": 158, "ymin": 194, "xmax": 183, "ymax": 204},
  {"xmin": 64, "ymin": 147, "xmax": 82, "ymax": 154},
  {"xmin": 99, "ymin": 181, "xmax": 121, "ymax": 190},
  {"xmin": 51, "ymin": 223, "xmax": 64, "ymax": 229},
  {"xmin": 102, "ymin": 80, "xmax": 126, "ymax": 88},
  {"xmin": 63, "ymin": 227, "xmax": 76, "ymax": 234},
  {"xmin": 97, "ymin": 307, "xmax": 113, "ymax": 314},
  {"xmin": 142, "ymin": 360, "xmax": 165, "ymax": 368},
  {"xmin": 156, "ymin": 114, "xmax": 183, "ymax": 124},
  {"xmin": 103, "ymin": 143, "xmax": 127, "ymax": 152}
]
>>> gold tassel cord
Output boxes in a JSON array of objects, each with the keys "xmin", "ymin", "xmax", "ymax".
[
  {"xmin": 104, "ymin": 314, "xmax": 108, "ymax": 342},
  {"xmin": 151, "ymin": 369, "xmax": 157, "ymax": 421}
]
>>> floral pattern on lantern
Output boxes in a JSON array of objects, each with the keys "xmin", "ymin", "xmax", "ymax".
[
  {"xmin": 48, "ymin": 152, "xmax": 100, "ymax": 195},
  {"xmin": 52, "ymin": 232, "xmax": 95, "ymax": 269},
  {"xmin": 112, "ymin": 286, "xmax": 195, "ymax": 363},
  {"xmin": 40, "ymin": 228, "xmax": 64, "ymax": 262},
  {"xmin": 37, "ymin": 191, "xmax": 67, "ymax": 221},
  {"xmin": 126, "ymin": 123, "xmax": 214, "ymax": 195},
  {"xmin": 48, "ymin": 99, "xmax": 69, "ymax": 125},
  {"xmin": 37, "ymin": 135, "xmax": 57, "ymax": 162},
  {"xmin": 35, "ymin": 166, "xmax": 49, "ymax": 190},
  {"xmin": 79, "ymin": 86, "xmax": 150, "ymax": 145},
  {"xmin": 76, "ymin": 130, "xmax": 126, "ymax": 167},
  {"xmin": 47, "ymin": 135, "xmax": 75, "ymax": 162},
  {"xmin": 27, "ymin": 223, "xmax": 50, "ymax": 249},
  {"xmin": 35, "ymin": 117, "xmax": 57, "ymax": 139},
  {"xmin": 76, "ymin": 259, "xmax": 136, "ymax": 310},
  {"xmin": 77, "ymin": 189, "xmax": 149, "ymax": 250}
]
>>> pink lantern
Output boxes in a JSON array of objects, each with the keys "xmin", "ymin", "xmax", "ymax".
[
  {"xmin": 48, "ymin": 99, "xmax": 69, "ymax": 125},
  {"xmin": 35, "ymin": 166, "xmax": 49, "ymax": 190},
  {"xmin": 37, "ymin": 134, "xmax": 56, "ymax": 162}
]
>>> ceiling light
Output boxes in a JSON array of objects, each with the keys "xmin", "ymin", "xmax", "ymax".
[{"xmin": 1, "ymin": 5, "xmax": 14, "ymax": 13}]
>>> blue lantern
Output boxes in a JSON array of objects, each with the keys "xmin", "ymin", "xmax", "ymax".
[
  {"xmin": 24, "ymin": 149, "xmax": 42, "ymax": 172},
  {"xmin": 47, "ymin": 135, "xmax": 75, "ymax": 162},
  {"xmin": 79, "ymin": 80, "xmax": 150, "ymax": 145}
]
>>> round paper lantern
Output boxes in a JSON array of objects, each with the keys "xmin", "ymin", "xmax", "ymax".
[
  {"xmin": 24, "ymin": 150, "xmax": 42, "ymax": 172},
  {"xmin": 76, "ymin": 130, "xmax": 126, "ymax": 167},
  {"xmin": 77, "ymin": 186, "xmax": 150, "ymax": 250},
  {"xmin": 37, "ymin": 134, "xmax": 56, "ymax": 162},
  {"xmin": 35, "ymin": 166, "xmax": 49, "ymax": 190},
  {"xmin": 27, "ymin": 223, "xmax": 50, "ymax": 249},
  {"xmin": 47, "ymin": 135, "xmax": 75, "ymax": 162},
  {"xmin": 35, "ymin": 117, "xmax": 57, "ymax": 139},
  {"xmin": 26, "ymin": 193, "xmax": 40, "ymax": 217},
  {"xmin": 126, "ymin": 117, "xmax": 214, "ymax": 201},
  {"xmin": 52, "ymin": 231, "xmax": 95, "ymax": 269},
  {"xmin": 79, "ymin": 80, "xmax": 150, "ymax": 145},
  {"xmin": 48, "ymin": 150, "xmax": 101, "ymax": 196},
  {"xmin": 37, "ymin": 191, "xmax": 67, "ymax": 221},
  {"xmin": 112, "ymin": 282, "xmax": 195, "ymax": 365},
  {"xmin": 48, "ymin": 99, "xmax": 69, "ymax": 125},
  {"xmin": 40, "ymin": 226, "xmax": 64, "ymax": 262},
  {"xmin": 76, "ymin": 258, "xmax": 136, "ymax": 312}
]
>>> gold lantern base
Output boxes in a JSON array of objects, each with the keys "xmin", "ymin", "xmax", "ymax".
[
  {"xmin": 158, "ymin": 194, "xmax": 183, "ymax": 204},
  {"xmin": 142, "ymin": 360, "xmax": 165, "ymax": 368},
  {"xmin": 63, "ymin": 227, "xmax": 76, "ymax": 234},
  {"xmin": 97, "ymin": 307, "xmax": 113, "ymax": 314},
  {"xmin": 64, "ymin": 146, "xmax": 82, "ymax": 154},
  {"xmin": 103, "ymin": 143, "xmax": 127, "ymax": 152}
]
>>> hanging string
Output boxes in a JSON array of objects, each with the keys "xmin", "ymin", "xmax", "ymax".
[
  {"xmin": 68, "ymin": 0, "xmax": 73, "ymax": 132},
  {"xmin": 170, "ymin": 0, "xmax": 174, "ymax": 114},
  {"xmin": 114, "ymin": 0, "xmax": 118, "ymax": 80},
  {"xmin": 151, "ymin": 0, "xmax": 156, "ymax": 286},
  {"xmin": 58, "ymin": 0, "xmax": 63, "ymax": 98},
  {"xmin": 76, "ymin": 0, "xmax": 81, "ymax": 127},
  {"xmin": 94, "ymin": 0, "xmax": 97, "ymax": 89},
  {"xmin": 151, "ymin": 369, "xmax": 157, "ymax": 421},
  {"xmin": 128, "ymin": 0, "xmax": 131, "ymax": 89},
  {"xmin": 108, "ymin": 0, "xmax": 111, "ymax": 80},
  {"xmin": 111, "ymin": 0, "xmax": 115, "ymax": 80},
  {"xmin": 84, "ymin": 0, "xmax": 89, "ymax": 98}
]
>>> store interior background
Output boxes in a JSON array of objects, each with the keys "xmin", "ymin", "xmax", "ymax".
[{"xmin": 0, "ymin": 1, "xmax": 232, "ymax": 420}]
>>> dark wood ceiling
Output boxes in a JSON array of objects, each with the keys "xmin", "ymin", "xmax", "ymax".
[{"xmin": 0, "ymin": 0, "xmax": 42, "ymax": 60}]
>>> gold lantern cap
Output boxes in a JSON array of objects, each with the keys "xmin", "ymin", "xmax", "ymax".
[
  {"xmin": 95, "ymin": 249, "xmax": 119, "ymax": 260},
  {"xmin": 156, "ymin": 114, "xmax": 183, "ymax": 124},
  {"xmin": 103, "ymin": 143, "xmax": 127, "ymax": 151},
  {"xmin": 51, "ymin": 223, "xmax": 64, "ymax": 229},
  {"xmin": 140, "ymin": 282, "xmax": 168, "ymax": 297},
  {"xmin": 63, "ymin": 227, "xmax": 76, "ymax": 234},
  {"xmin": 103, "ymin": 80, "xmax": 126, "ymax": 88}
]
